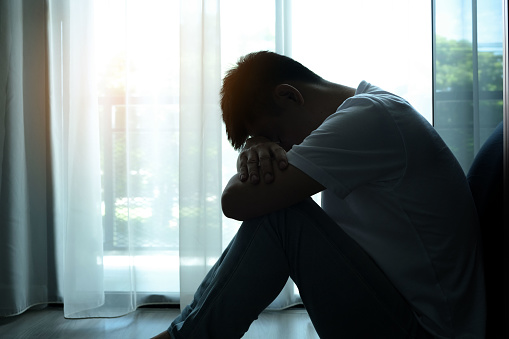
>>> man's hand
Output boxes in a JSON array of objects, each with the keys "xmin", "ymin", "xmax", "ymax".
[{"xmin": 237, "ymin": 136, "xmax": 288, "ymax": 184}]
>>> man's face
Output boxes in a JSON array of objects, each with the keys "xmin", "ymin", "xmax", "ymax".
[{"xmin": 247, "ymin": 107, "xmax": 316, "ymax": 151}]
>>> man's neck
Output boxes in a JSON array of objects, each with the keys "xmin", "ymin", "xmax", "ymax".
[{"xmin": 311, "ymin": 81, "xmax": 356, "ymax": 122}]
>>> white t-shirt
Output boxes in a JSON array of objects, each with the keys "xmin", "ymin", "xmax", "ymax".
[{"xmin": 287, "ymin": 81, "xmax": 486, "ymax": 338}]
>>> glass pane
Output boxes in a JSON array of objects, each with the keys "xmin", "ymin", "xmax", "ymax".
[
  {"xmin": 434, "ymin": 0, "xmax": 503, "ymax": 172},
  {"xmin": 292, "ymin": 0, "xmax": 432, "ymax": 122}
]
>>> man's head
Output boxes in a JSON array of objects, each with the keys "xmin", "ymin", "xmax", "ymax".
[{"xmin": 221, "ymin": 51, "xmax": 324, "ymax": 150}]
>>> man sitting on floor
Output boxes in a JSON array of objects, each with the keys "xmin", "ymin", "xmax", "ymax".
[{"xmin": 153, "ymin": 51, "xmax": 486, "ymax": 339}]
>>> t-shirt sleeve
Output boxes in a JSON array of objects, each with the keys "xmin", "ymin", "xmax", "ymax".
[{"xmin": 287, "ymin": 96, "xmax": 407, "ymax": 199}]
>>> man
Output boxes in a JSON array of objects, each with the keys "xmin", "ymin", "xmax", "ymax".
[{"xmin": 154, "ymin": 51, "xmax": 486, "ymax": 338}]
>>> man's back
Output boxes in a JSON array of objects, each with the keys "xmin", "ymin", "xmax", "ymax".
[{"xmin": 287, "ymin": 81, "xmax": 486, "ymax": 338}]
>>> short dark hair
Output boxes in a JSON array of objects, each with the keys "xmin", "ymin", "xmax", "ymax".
[{"xmin": 220, "ymin": 51, "xmax": 323, "ymax": 150}]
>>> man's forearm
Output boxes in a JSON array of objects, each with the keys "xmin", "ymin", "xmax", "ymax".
[{"xmin": 221, "ymin": 160, "xmax": 324, "ymax": 221}]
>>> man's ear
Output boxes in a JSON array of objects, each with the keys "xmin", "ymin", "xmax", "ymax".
[{"xmin": 273, "ymin": 84, "xmax": 304, "ymax": 107}]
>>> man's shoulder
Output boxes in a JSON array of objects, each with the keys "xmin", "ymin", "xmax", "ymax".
[{"xmin": 347, "ymin": 82, "xmax": 412, "ymax": 112}]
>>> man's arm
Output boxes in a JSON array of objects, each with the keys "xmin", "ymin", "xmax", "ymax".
[{"xmin": 221, "ymin": 159, "xmax": 325, "ymax": 221}]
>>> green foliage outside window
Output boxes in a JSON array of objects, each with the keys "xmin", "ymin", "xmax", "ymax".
[{"xmin": 434, "ymin": 36, "xmax": 503, "ymax": 172}]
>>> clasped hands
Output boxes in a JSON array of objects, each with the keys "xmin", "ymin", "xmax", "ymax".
[{"xmin": 237, "ymin": 136, "xmax": 288, "ymax": 184}]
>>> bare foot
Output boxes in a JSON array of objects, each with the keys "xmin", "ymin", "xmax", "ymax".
[{"xmin": 150, "ymin": 330, "xmax": 172, "ymax": 339}]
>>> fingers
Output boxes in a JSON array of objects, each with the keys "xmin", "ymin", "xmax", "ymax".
[
  {"xmin": 270, "ymin": 143, "xmax": 288, "ymax": 170},
  {"xmin": 237, "ymin": 155, "xmax": 249, "ymax": 182},
  {"xmin": 246, "ymin": 152, "xmax": 261, "ymax": 184},
  {"xmin": 257, "ymin": 149, "xmax": 274, "ymax": 184},
  {"xmin": 237, "ymin": 149, "xmax": 261, "ymax": 183},
  {"xmin": 237, "ymin": 140, "xmax": 288, "ymax": 184},
  {"xmin": 239, "ymin": 147, "xmax": 266, "ymax": 184}
]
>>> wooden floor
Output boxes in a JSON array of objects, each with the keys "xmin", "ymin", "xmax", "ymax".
[{"xmin": 0, "ymin": 305, "xmax": 319, "ymax": 339}]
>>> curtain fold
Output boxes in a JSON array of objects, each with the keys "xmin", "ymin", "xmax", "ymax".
[
  {"xmin": 47, "ymin": 0, "xmax": 105, "ymax": 318},
  {"xmin": 178, "ymin": 0, "xmax": 223, "ymax": 309},
  {"xmin": 0, "ymin": 0, "xmax": 57, "ymax": 316}
]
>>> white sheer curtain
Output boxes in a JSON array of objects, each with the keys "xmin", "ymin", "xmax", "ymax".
[{"xmin": 46, "ymin": 0, "xmax": 225, "ymax": 317}]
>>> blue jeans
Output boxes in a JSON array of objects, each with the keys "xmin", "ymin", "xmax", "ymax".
[{"xmin": 168, "ymin": 198, "xmax": 432, "ymax": 338}]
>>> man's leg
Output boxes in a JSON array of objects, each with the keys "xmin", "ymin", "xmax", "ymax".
[
  {"xmin": 161, "ymin": 198, "xmax": 429, "ymax": 339},
  {"xmin": 166, "ymin": 213, "xmax": 292, "ymax": 339},
  {"xmin": 271, "ymin": 198, "xmax": 431, "ymax": 338}
]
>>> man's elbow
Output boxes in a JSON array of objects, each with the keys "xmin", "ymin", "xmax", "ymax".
[{"xmin": 221, "ymin": 189, "xmax": 245, "ymax": 221}]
